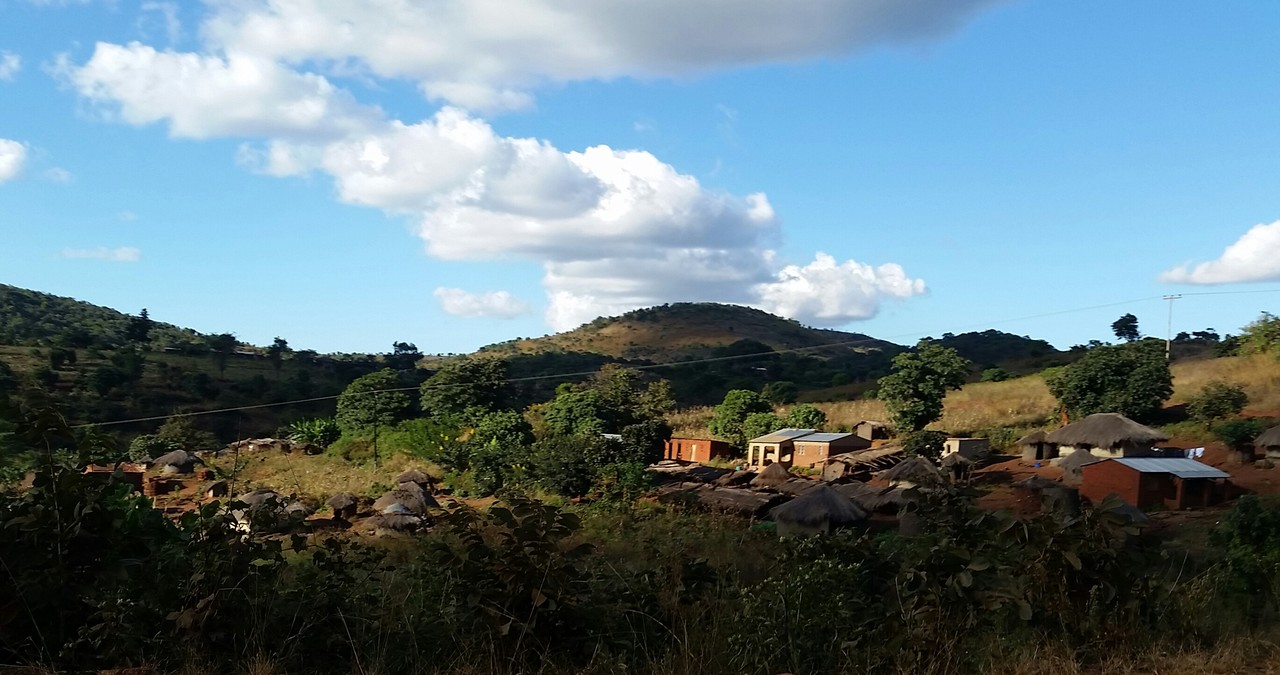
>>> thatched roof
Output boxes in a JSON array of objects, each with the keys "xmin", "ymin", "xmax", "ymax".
[
  {"xmin": 374, "ymin": 483, "xmax": 439, "ymax": 514},
  {"xmin": 878, "ymin": 456, "xmax": 946, "ymax": 487},
  {"xmin": 940, "ymin": 453, "xmax": 972, "ymax": 468},
  {"xmin": 1255, "ymin": 424, "xmax": 1280, "ymax": 449},
  {"xmin": 1057, "ymin": 448, "xmax": 1103, "ymax": 473},
  {"xmin": 1016, "ymin": 430, "xmax": 1049, "ymax": 446},
  {"xmin": 833, "ymin": 481, "xmax": 910, "ymax": 512},
  {"xmin": 153, "ymin": 449, "xmax": 198, "ymax": 473},
  {"xmin": 395, "ymin": 469, "xmax": 433, "ymax": 486},
  {"xmin": 1046, "ymin": 413, "xmax": 1167, "ymax": 449},
  {"xmin": 769, "ymin": 485, "xmax": 867, "ymax": 526},
  {"xmin": 326, "ymin": 492, "xmax": 358, "ymax": 511},
  {"xmin": 750, "ymin": 462, "xmax": 792, "ymax": 488}
]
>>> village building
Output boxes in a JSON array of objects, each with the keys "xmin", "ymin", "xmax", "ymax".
[
  {"xmin": 1055, "ymin": 448, "xmax": 1102, "ymax": 487},
  {"xmin": 1254, "ymin": 424, "xmax": 1280, "ymax": 460},
  {"xmin": 1079, "ymin": 457, "xmax": 1229, "ymax": 510},
  {"xmin": 1017, "ymin": 430, "xmax": 1059, "ymax": 462},
  {"xmin": 821, "ymin": 445, "xmax": 904, "ymax": 482},
  {"xmin": 941, "ymin": 437, "xmax": 990, "ymax": 461},
  {"xmin": 854, "ymin": 420, "xmax": 891, "ymax": 442},
  {"xmin": 746, "ymin": 428, "xmax": 817, "ymax": 469},
  {"xmin": 664, "ymin": 437, "xmax": 733, "ymax": 463},
  {"xmin": 878, "ymin": 456, "xmax": 947, "ymax": 490},
  {"xmin": 791, "ymin": 433, "xmax": 868, "ymax": 469},
  {"xmin": 1045, "ymin": 413, "xmax": 1168, "ymax": 458},
  {"xmin": 768, "ymin": 485, "xmax": 867, "ymax": 537}
]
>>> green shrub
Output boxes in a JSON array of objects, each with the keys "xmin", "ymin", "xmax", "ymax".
[
  {"xmin": 1216, "ymin": 418, "xmax": 1266, "ymax": 451},
  {"xmin": 1187, "ymin": 381, "xmax": 1249, "ymax": 424}
]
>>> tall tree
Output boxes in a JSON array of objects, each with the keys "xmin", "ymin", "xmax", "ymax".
[
  {"xmin": 1045, "ymin": 341, "xmax": 1172, "ymax": 422},
  {"xmin": 125, "ymin": 308, "xmax": 153, "ymax": 346},
  {"xmin": 266, "ymin": 337, "xmax": 290, "ymax": 377},
  {"xmin": 1111, "ymin": 313, "xmax": 1141, "ymax": 343},
  {"xmin": 877, "ymin": 340, "xmax": 970, "ymax": 432},
  {"xmin": 387, "ymin": 341, "xmax": 424, "ymax": 371},
  {"xmin": 420, "ymin": 357, "xmax": 509, "ymax": 424},
  {"xmin": 708, "ymin": 389, "xmax": 773, "ymax": 447},
  {"xmin": 336, "ymin": 368, "xmax": 412, "ymax": 467},
  {"xmin": 784, "ymin": 403, "xmax": 827, "ymax": 430},
  {"xmin": 205, "ymin": 333, "xmax": 237, "ymax": 379}
]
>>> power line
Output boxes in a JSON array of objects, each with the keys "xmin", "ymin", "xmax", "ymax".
[{"xmin": 67, "ymin": 288, "xmax": 1280, "ymax": 429}]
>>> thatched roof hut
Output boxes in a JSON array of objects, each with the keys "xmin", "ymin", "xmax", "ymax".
[
  {"xmin": 153, "ymin": 449, "xmax": 199, "ymax": 474},
  {"xmin": 326, "ymin": 492, "xmax": 359, "ymax": 520},
  {"xmin": 1045, "ymin": 413, "xmax": 1167, "ymax": 457},
  {"xmin": 1056, "ymin": 448, "xmax": 1102, "ymax": 486},
  {"xmin": 768, "ymin": 485, "xmax": 867, "ymax": 537},
  {"xmin": 878, "ymin": 456, "xmax": 946, "ymax": 489},
  {"xmin": 750, "ymin": 462, "xmax": 792, "ymax": 489},
  {"xmin": 833, "ymin": 481, "xmax": 910, "ymax": 513},
  {"xmin": 395, "ymin": 469, "xmax": 433, "ymax": 486},
  {"xmin": 374, "ymin": 483, "xmax": 439, "ymax": 515},
  {"xmin": 1255, "ymin": 425, "xmax": 1280, "ymax": 450},
  {"xmin": 1017, "ymin": 430, "xmax": 1060, "ymax": 462}
]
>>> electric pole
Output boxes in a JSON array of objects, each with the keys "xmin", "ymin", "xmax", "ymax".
[{"xmin": 1163, "ymin": 294, "xmax": 1182, "ymax": 360}]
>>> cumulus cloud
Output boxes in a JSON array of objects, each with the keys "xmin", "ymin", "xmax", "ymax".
[
  {"xmin": 58, "ymin": 0, "xmax": 961, "ymax": 330},
  {"xmin": 61, "ymin": 246, "xmax": 142, "ymax": 262},
  {"xmin": 203, "ymin": 0, "xmax": 1004, "ymax": 110},
  {"xmin": 0, "ymin": 52, "xmax": 20, "ymax": 81},
  {"xmin": 0, "ymin": 139, "xmax": 26, "ymax": 182},
  {"xmin": 66, "ymin": 42, "xmax": 382, "ymax": 139},
  {"xmin": 434, "ymin": 287, "xmax": 531, "ymax": 319},
  {"xmin": 1160, "ymin": 220, "xmax": 1280, "ymax": 285}
]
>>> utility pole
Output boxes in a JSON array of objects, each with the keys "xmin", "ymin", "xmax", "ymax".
[{"xmin": 1163, "ymin": 294, "xmax": 1182, "ymax": 360}]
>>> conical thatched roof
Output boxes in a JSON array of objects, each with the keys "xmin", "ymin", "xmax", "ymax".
[
  {"xmin": 1057, "ymin": 447, "xmax": 1102, "ymax": 473},
  {"xmin": 878, "ymin": 456, "xmax": 946, "ymax": 487},
  {"xmin": 395, "ymin": 469, "xmax": 432, "ymax": 486},
  {"xmin": 1046, "ymin": 413, "xmax": 1167, "ymax": 449},
  {"xmin": 1016, "ymin": 430, "xmax": 1049, "ymax": 446},
  {"xmin": 940, "ymin": 453, "xmax": 972, "ymax": 468},
  {"xmin": 326, "ymin": 492, "xmax": 358, "ymax": 511},
  {"xmin": 1255, "ymin": 424, "xmax": 1280, "ymax": 449},
  {"xmin": 769, "ymin": 485, "xmax": 867, "ymax": 527},
  {"xmin": 750, "ymin": 462, "xmax": 792, "ymax": 488}
]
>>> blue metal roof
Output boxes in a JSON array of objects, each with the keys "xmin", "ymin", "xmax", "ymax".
[
  {"xmin": 1111, "ymin": 457, "xmax": 1229, "ymax": 479},
  {"xmin": 749, "ymin": 428, "xmax": 817, "ymax": 443},
  {"xmin": 795, "ymin": 433, "xmax": 855, "ymax": 443}
]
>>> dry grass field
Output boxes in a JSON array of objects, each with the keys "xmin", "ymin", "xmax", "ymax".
[{"xmin": 669, "ymin": 352, "xmax": 1280, "ymax": 439}]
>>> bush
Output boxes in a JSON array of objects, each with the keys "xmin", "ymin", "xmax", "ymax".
[
  {"xmin": 902, "ymin": 430, "xmax": 947, "ymax": 460},
  {"xmin": 283, "ymin": 417, "xmax": 341, "ymax": 448},
  {"xmin": 128, "ymin": 434, "xmax": 176, "ymax": 462},
  {"xmin": 1215, "ymin": 418, "xmax": 1266, "ymax": 451},
  {"xmin": 1186, "ymin": 381, "xmax": 1249, "ymax": 424},
  {"xmin": 981, "ymin": 367, "xmax": 1011, "ymax": 382}
]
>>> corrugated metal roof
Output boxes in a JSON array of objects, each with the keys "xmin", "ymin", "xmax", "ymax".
[
  {"xmin": 1111, "ymin": 457, "xmax": 1229, "ymax": 479},
  {"xmin": 749, "ymin": 428, "xmax": 817, "ymax": 443},
  {"xmin": 795, "ymin": 433, "xmax": 855, "ymax": 443}
]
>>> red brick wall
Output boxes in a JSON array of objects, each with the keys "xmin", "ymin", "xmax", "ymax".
[
  {"xmin": 1081, "ymin": 461, "xmax": 1177, "ymax": 509},
  {"xmin": 664, "ymin": 438, "xmax": 732, "ymax": 463}
]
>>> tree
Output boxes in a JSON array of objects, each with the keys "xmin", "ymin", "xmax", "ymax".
[
  {"xmin": 542, "ymin": 390, "xmax": 610, "ymax": 437},
  {"xmin": 125, "ymin": 308, "xmax": 153, "ymax": 346},
  {"xmin": 902, "ymin": 430, "xmax": 947, "ymax": 461},
  {"xmin": 742, "ymin": 412, "xmax": 783, "ymax": 443},
  {"xmin": 1111, "ymin": 313, "xmax": 1141, "ymax": 343},
  {"xmin": 618, "ymin": 419, "xmax": 672, "ymax": 466},
  {"xmin": 206, "ymin": 333, "xmax": 237, "ymax": 379},
  {"xmin": 420, "ymin": 358, "xmax": 509, "ymax": 423},
  {"xmin": 876, "ymin": 340, "xmax": 970, "ymax": 432},
  {"xmin": 155, "ymin": 416, "xmax": 220, "ymax": 452},
  {"xmin": 784, "ymin": 404, "xmax": 827, "ymax": 430},
  {"xmin": 387, "ymin": 341, "xmax": 424, "ymax": 371},
  {"xmin": 708, "ymin": 389, "xmax": 773, "ymax": 447},
  {"xmin": 980, "ymin": 367, "xmax": 1010, "ymax": 383},
  {"xmin": 337, "ymin": 369, "xmax": 412, "ymax": 466},
  {"xmin": 471, "ymin": 410, "xmax": 535, "ymax": 449},
  {"xmin": 1186, "ymin": 381, "xmax": 1249, "ymax": 425},
  {"xmin": 266, "ymin": 337, "xmax": 290, "ymax": 377},
  {"xmin": 1215, "ymin": 419, "xmax": 1265, "ymax": 452},
  {"xmin": 761, "ymin": 381, "xmax": 798, "ymax": 405},
  {"xmin": 1240, "ymin": 312, "xmax": 1280, "ymax": 355},
  {"xmin": 1045, "ymin": 341, "xmax": 1172, "ymax": 422}
]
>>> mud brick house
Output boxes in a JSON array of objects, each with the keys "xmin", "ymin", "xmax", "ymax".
[
  {"xmin": 1079, "ymin": 457, "xmax": 1229, "ymax": 510},
  {"xmin": 791, "ymin": 433, "xmax": 868, "ymax": 469},
  {"xmin": 746, "ymin": 428, "xmax": 817, "ymax": 469},
  {"xmin": 1046, "ymin": 413, "xmax": 1168, "ymax": 458},
  {"xmin": 663, "ymin": 437, "xmax": 732, "ymax": 463}
]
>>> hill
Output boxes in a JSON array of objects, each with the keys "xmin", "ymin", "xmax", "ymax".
[
  {"xmin": 0, "ymin": 284, "xmax": 202, "ymax": 349},
  {"xmin": 479, "ymin": 302, "xmax": 898, "ymax": 361}
]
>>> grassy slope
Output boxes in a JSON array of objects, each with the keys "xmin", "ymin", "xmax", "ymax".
[{"xmin": 669, "ymin": 352, "xmax": 1280, "ymax": 439}]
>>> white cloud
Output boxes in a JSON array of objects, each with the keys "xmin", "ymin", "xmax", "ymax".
[
  {"xmin": 0, "ymin": 139, "xmax": 26, "ymax": 182},
  {"xmin": 434, "ymin": 287, "xmax": 531, "ymax": 319},
  {"xmin": 755, "ymin": 253, "xmax": 927, "ymax": 326},
  {"xmin": 0, "ymin": 52, "xmax": 20, "ymax": 81},
  {"xmin": 203, "ymin": 0, "xmax": 1003, "ymax": 110},
  {"xmin": 1160, "ymin": 220, "xmax": 1280, "ymax": 285},
  {"xmin": 61, "ymin": 246, "xmax": 142, "ymax": 262},
  {"xmin": 139, "ymin": 2, "xmax": 182, "ymax": 46},
  {"xmin": 44, "ymin": 167, "xmax": 73, "ymax": 183},
  {"xmin": 66, "ymin": 42, "xmax": 382, "ymax": 140}
]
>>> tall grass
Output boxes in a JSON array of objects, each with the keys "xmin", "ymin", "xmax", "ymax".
[{"xmin": 1170, "ymin": 353, "xmax": 1280, "ymax": 413}]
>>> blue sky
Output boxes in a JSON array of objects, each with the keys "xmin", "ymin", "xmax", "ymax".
[{"xmin": 2, "ymin": 0, "xmax": 1279, "ymax": 355}]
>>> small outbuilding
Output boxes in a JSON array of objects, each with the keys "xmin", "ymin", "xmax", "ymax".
[
  {"xmin": 1255, "ymin": 425, "xmax": 1280, "ymax": 460},
  {"xmin": 664, "ymin": 437, "xmax": 733, "ymax": 463},
  {"xmin": 768, "ymin": 485, "xmax": 868, "ymax": 537},
  {"xmin": 1079, "ymin": 457, "xmax": 1230, "ymax": 510},
  {"xmin": 1046, "ymin": 413, "xmax": 1168, "ymax": 459},
  {"xmin": 1056, "ymin": 448, "xmax": 1102, "ymax": 486},
  {"xmin": 854, "ymin": 420, "xmax": 891, "ymax": 442},
  {"xmin": 205, "ymin": 479, "xmax": 229, "ymax": 499},
  {"xmin": 1017, "ymin": 430, "xmax": 1059, "ymax": 462},
  {"xmin": 750, "ymin": 462, "xmax": 793, "ymax": 489},
  {"xmin": 792, "ymin": 433, "xmax": 869, "ymax": 469},
  {"xmin": 327, "ymin": 492, "xmax": 359, "ymax": 520},
  {"xmin": 941, "ymin": 437, "xmax": 990, "ymax": 461}
]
